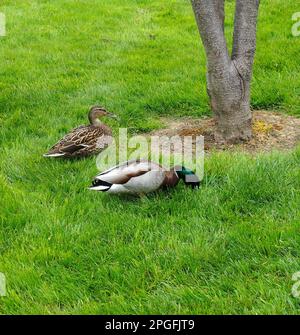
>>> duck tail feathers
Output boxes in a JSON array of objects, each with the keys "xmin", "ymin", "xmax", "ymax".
[
  {"xmin": 43, "ymin": 152, "xmax": 65, "ymax": 158},
  {"xmin": 89, "ymin": 179, "xmax": 112, "ymax": 192}
]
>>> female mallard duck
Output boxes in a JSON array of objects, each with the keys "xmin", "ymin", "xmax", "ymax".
[
  {"xmin": 43, "ymin": 106, "xmax": 117, "ymax": 158},
  {"xmin": 89, "ymin": 159, "xmax": 200, "ymax": 195}
]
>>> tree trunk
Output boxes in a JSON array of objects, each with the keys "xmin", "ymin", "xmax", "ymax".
[{"xmin": 191, "ymin": 0, "xmax": 260, "ymax": 143}]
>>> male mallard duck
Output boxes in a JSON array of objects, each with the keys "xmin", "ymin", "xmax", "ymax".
[
  {"xmin": 43, "ymin": 106, "xmax": 117, "ymax": 158},
  {"xmin": 89, "ymin": 159, "xmax": 200, "ymax": 195}
]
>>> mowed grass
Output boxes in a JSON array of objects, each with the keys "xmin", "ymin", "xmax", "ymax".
[{"xmin": 0, "ymin": 0, "xmax": 300, "ymax": 314}]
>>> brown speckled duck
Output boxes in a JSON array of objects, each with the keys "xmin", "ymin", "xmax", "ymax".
[{"xmin": 43, "ymin": 106, "xmax": 117, "ymax": 158}]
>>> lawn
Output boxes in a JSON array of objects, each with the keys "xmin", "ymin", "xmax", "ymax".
[{"xmin": 0, "ymin": 0, "xmax": 300, "ymax": 314}]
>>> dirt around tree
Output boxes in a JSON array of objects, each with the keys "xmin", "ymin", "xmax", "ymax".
[{"xmin": 148, "ymin": 111, "xmax": 300, "ymax": 154}]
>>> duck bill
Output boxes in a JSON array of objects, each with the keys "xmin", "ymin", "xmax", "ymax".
[{"xmin": 107, "ymin": 112, "xmax": 119, "ymax": 119}]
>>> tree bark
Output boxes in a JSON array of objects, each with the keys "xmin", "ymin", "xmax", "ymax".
[{"xmin": 191, "ymin": 0, "xmax": 260, "ymax": 143}]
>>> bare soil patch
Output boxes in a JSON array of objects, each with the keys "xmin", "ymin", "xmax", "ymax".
[{"xmin": 148, "ymin": 111, "xmax": 300, "ymax": 154}]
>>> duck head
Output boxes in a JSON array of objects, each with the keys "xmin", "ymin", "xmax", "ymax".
[
  {"xmin": 88, "ymin": 106, "xmax": 118, "ymax": 125},
  {"xmin": 173, "ymin": 165, "xmax": 200, "ymax": 189}
]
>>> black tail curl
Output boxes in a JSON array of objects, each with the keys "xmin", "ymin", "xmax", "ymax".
[{"xmin": 90, "ymin": 179, "xmax": 112, "ymax": 190}]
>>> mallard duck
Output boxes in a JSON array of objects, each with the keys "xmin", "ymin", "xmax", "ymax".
[
  {"xmin": 89, "ymin": 159, "xmax": 200, "ymax": 195},
  {"xmin": 43, "ymin": 106, "xmax": 117, "ymax": 158}
]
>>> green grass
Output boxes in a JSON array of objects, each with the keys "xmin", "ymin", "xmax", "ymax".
[{"xmin": 0, "ymin": 0, "xmax": 300, "ymax": 314}]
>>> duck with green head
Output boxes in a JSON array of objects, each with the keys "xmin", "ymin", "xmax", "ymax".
[{"xmin": 89, "ymin": 159, "xmax": 200, "ymax": 195}]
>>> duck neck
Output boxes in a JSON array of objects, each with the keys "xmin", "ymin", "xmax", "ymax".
[
  {"xmin": 163, "ymin": 170, "xmax": 180, "ymax": 187},
  {"xmin": 89, "ymin": 116, "xmax": 102, "ymax": 126}
]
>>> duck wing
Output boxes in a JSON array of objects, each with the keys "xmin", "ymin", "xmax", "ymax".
[
  {"xmin": 90, "ymin": 159, "xmax": 164, "ymax": 192},
  {"xmin": 97, "ymin": 159, "xmax": 162, "ymax": 184},
  {"xmin": 44, "ymin": 125, "xmax": 112, "ymax": 157}
]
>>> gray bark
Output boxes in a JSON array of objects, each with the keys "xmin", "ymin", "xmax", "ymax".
[{"xmin": 191, "ymin": 0, "xmax": 260, "ymax": 143}]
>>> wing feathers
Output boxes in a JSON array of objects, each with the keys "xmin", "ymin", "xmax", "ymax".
[
  {"xmin": 96, "ymin": 160, "xmax": 154, "ymax": 185},
  {"xmin": 95, "ymin": 160, "xmax": 163, "ymax": 185},
  {"xmin": 44, "ymin": 124, "xmax": 111, "ymax": 158}
]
